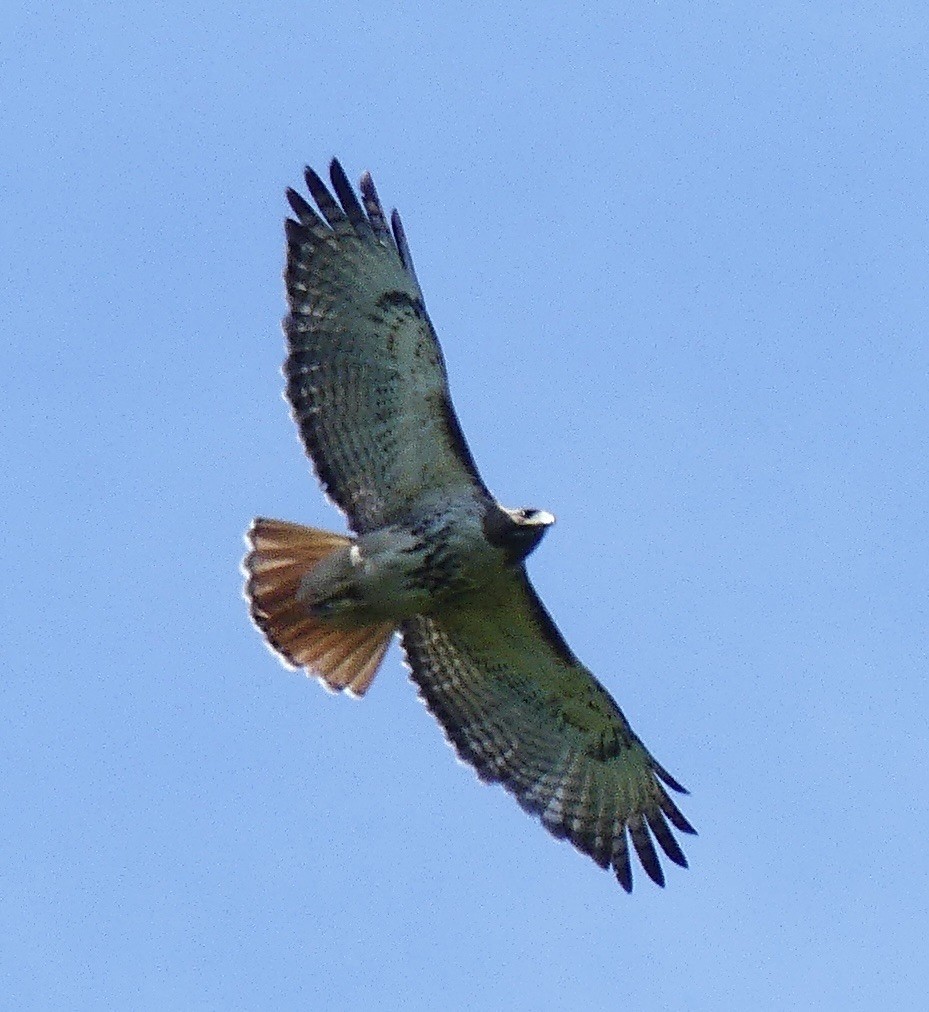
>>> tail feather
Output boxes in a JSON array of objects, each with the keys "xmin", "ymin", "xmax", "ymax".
[
  {"xmin": 243, "ymin": 517, "xmax": 394, "ymax": 697},
  {"xmin": 344, "ymin": 639, "xmax": 392, "ymax": 695},
  {"xmin": 309, "ymin": 626, "xmax": 393, "ymax": 695}
]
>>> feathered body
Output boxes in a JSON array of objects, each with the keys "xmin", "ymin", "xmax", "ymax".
[
  {"xmin": 294, "ymin": 497, "xmax": 536, "ymax": 623},
  {"xmin": 243, "ymin": 160, "xmax": 695, "ymax": 891}
]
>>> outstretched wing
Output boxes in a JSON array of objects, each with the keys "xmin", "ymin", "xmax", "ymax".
[
  {"xmin": 283, "ymin": 160, "xmax": 490, "ymax": 534},
  {"xmin": 400, "ymin": 570, "xmax": 696, "ymax": 891}
]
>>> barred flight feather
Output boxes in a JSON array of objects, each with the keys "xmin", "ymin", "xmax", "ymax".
[{"xmin": 400, "ymin": 567, "xmax": 696, "ymax": 892}]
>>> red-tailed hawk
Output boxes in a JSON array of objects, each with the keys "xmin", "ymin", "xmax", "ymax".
[{"xmin": 243, "ymin": 160, "xmax": 695, "ymax": 891}]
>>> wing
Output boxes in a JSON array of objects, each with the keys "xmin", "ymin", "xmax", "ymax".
[
  {"xmin": 283, "ymin": 159, "xmax": 491, "ymax": 534},
  {"xmin": 400, "ymin": 570, "xmax": 696, "ymax": 891}
]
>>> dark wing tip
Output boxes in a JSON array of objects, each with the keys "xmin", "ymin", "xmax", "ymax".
[
  {"xmin": 303, "ymin": 164, "xmax": 327, "ymax": 197},
  {"xmin": 390, "ymin": 208, "xmax": 408, "ymax": 251},
  {"xmin": 303, "ymin": 164, "xmax": 347, "ymax": 228},
  {"xmin": 329, "ymin": 158, "xmax": 371, "ymax": 234},
  {"xmin": 629, "ymin": 816, "xmax": 666, "ymax": 888},
  {"xmin": 645, "ymin": 809, "xmax": 689, "ymax": 869},
  {"xmin": 284, "ymin": 217, "xmax": 307, "ymax": 245},
  {"xmin": 612, "ymin": 831, "xmax": 634, "ymax": 892},
  {"xmin": 328, "ymin": 158, "xmax": 351, "ymax": 199},
  {"xmin": 358, "ymin": 170, "xmax": 393, "ymax": 244},
  {"xmin": 390, "ymin": 208, "xmax": 418, "ymax": 282},
  {"xmin": 652, "ymin": 759, "xmax": 689, "ymax": 795},
  {"xmin": 286, "ymin": 186, "xmax": 320, "ymax": 226},
  {"xmin": 656, "ymin": 786, "xmax": 698, "ymax": 837}
]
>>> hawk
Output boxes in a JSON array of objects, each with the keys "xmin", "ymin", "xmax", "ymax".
[{"xmin": 243, "ymin": 160, "xmax": 696, "ymax": 891}]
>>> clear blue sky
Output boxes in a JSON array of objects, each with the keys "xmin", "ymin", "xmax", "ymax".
[{"xmin": 5, "ymin": 3, "xmax": 928, "ymax": 1009}]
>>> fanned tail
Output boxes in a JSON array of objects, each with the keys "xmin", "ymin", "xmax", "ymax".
[{"xmin": 243, "ymin": 517, "xmax": 394, "ymax": 697}]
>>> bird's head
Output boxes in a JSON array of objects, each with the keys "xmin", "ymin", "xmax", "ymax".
[{"xmin": 493, "ymin": 506, "xmax": 556, "ymax": 562}]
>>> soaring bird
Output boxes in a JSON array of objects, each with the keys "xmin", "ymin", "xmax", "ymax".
[{"xmin": 243, "ymin": 160, "xmax": 695, "ymax": 891}]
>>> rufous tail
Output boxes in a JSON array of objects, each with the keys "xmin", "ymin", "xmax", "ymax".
[{"xmin": 243, "ymin": 517, "xmax": 394, "ymax": 697}]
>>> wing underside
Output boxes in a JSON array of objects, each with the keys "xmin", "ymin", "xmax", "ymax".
[
  {"xmin": 283, "ymin": 160, "xmax": 490, "ymax": 533},
  {"xmin": 400, "ymin": 569, "xmax": 695, "ymax": 891}
]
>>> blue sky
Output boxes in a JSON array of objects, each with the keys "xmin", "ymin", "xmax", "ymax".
[{"xmin": 5, "ymin": 3, "xmax": 928, "ymax": 1009}]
